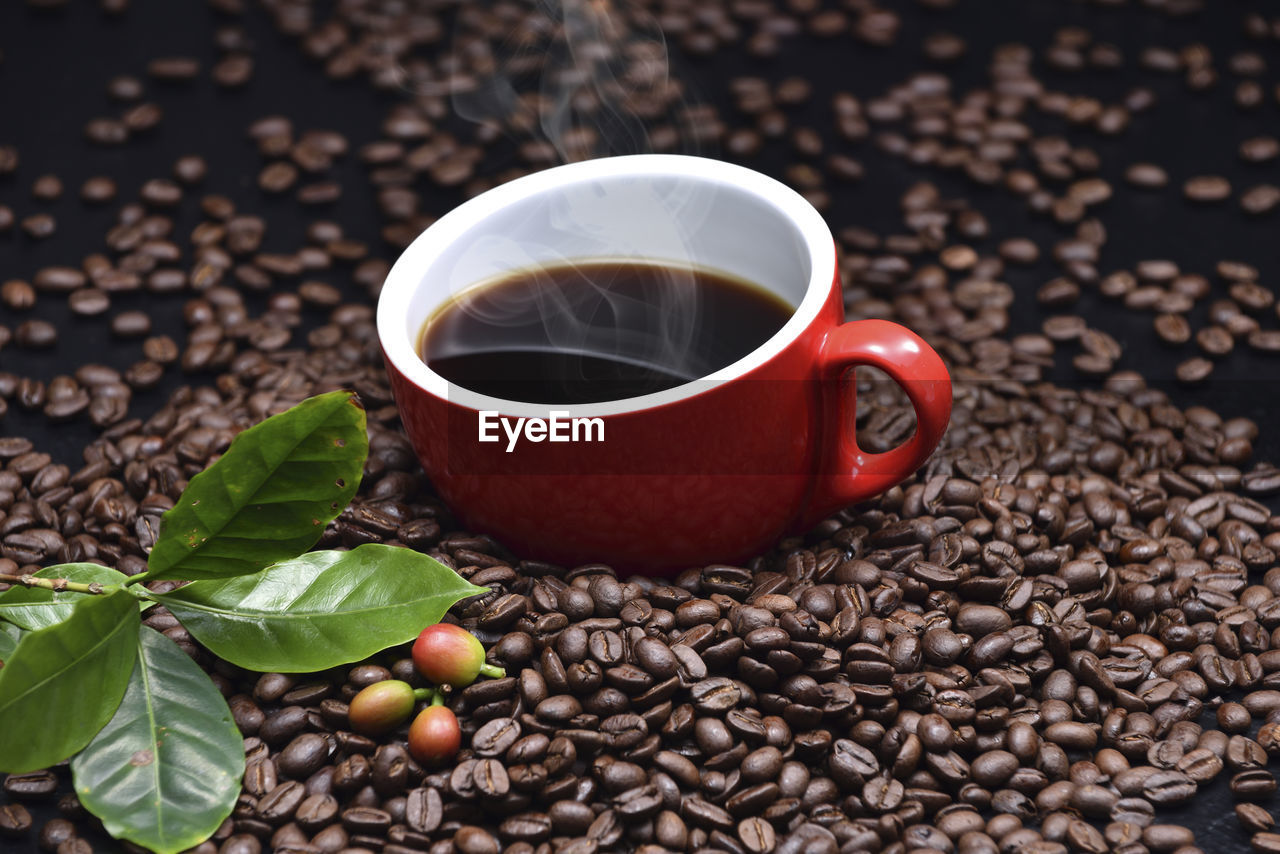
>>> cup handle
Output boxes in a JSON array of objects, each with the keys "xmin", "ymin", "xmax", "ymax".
[{"xmin": 806, "ymin": 319, "xmax": 952, "ymax": 516}]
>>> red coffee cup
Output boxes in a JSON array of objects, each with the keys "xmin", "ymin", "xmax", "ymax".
[{"xmin": 378, "ymin": 155, "xmax": 951, "ymax": 572}]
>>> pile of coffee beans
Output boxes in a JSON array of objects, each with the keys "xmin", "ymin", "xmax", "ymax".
[{"xmin": 8, "ymin": 0, "xmax": 1280, "ymax": 852}]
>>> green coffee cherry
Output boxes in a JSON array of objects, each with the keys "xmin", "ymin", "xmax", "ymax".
[
  {"xmin": 408, "ymin": 704, "xmax": 461, "ymax": 764},
  {"xmin": 347, "ymin": 679, "xmax": 416, "ymax": 735},
  {"xmin": 412, "ymin": 624, "xmax": 504, "ymax": 688}
]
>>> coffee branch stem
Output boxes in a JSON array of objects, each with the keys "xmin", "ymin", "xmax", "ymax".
[{"xmin": 0, "ymin": 573, "xmax": 107, "ymax": 595}]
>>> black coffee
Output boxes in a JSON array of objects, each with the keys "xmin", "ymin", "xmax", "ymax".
[{"xmin": 420, "ymin": 261, "xmax": 793, "ymax": 404}]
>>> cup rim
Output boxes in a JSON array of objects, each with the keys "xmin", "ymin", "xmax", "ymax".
[{"xmin": 376, "ymin": 153, "xmax": 835, "ymax": 418}]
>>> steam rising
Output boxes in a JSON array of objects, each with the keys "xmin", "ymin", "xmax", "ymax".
[
  {"xmin": 431, "ymin": 260, "xmax": 712, "ymax": 386},
  {"xmin": 430, "ymin": 0, "xmax": 723, "ymax": 398},
  {"xmin": 451, "ymin": 0, "xmax": 698, "ymax": 163},
  {"xmin": 429, "ymin": 166, "xmax": 718, "ymax": 384}
]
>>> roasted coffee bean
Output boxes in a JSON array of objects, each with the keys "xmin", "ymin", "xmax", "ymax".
[
  {"xmin": 634, "ymin": 637, "xmax": 679, "ymax": 678},
  {"xmin": 84, "ymin": 117, "xmax": 128, "ymax": 145},
  {"xmin": 278, "ymin": 733, "xmax": 329, "ymax": 779},
  {"xmin": 295, "ymin": 792, "xmax": 338, "ymax": 830},
  {"xmin": 67, "ymin": 288, "xmax": 109, "ymax": 316},
  {"xmin": 1154, "ymin": 313, "xmax": 1191, "ymax": 345},
  {"xmin": 1143, "ymin": 824, "xmax": 1194, "ymax": 850},
  {"xmin": 54, "ymin": 840, "xmax": 93, "ymax": 854},
  {"xmin": 38, "ymin": 817, "xmax": 76, "ymax": 851},
  {"xmin": 140, "ymin": 178, "xmax": 181, "ymax": 206},
  {"xmin": 34, "ymin": 267, "xmax": 85, "ymax": 293},
  {"xmin": 1177, "ymin": 748, "xmax": 1223, "ymax": 783},
  {"xmin": 298, "ymin": 280, "xmax": 342, "ymax": 307},
  {"xmin": 31, "ymin": 174, "xmax": 62, "ymax": 200},
  {"xmin": 297, "ymin": 181, "xmax": 341, "ymax": 204},
  {"xmin": 1228, "ymin": 736, "xmax": 1268, "ymax": 770},
  {"xmin": 143, "ymin": 335, "xmax": 179, "ymax": 363},
  {"xmin": 1043, "ymin": 315, "xmax": 1087, "ymax": 341},
  {"xmin": 472, "ymin": 759, "xmax": 510, "ymax": 798},
  {"xmin": 405, "ymin": 786, "xmax": 442, "ymax": 833},
  {"xmin": 453, "ymin": 825, "xmax": 500, "ymax": 854},
  {"xmin": 472, "ymin": 717, "xmax": 521, "ymax": 757},
  {"xmin": 498, "ymin": 811, "xmax": 552, "ymax": 841},
  {"xmin": 124, "ymin": 359, "xmax": 164, "ymax": 390},
  {"xmin": 21, "ymin": 213, "xmax": 55, "ymax": 239},
  {"xmin": 738, "ymin": 816, "xmax": 776, "ymax": 853},
  {"xmin": 256, "ymin": 780, "xmax": 305, "ymax": 823},
  {"xmin": 0, "ymin": 803, "xmax": 32, "ymax": 837},
  {"xmin": 80, "ymin": 176, "xmax": 117, "ymax": 203},
  {"xmin": 1176, "ymin": 357, "xmax": 1214, "ymax": 384},
  {"xmin": 14, "ymin": 320, "xmax": 56, "ymax": 349},
  {"xmin": 213, "ymin": 54, "xmax": 254, "ymax": 88},
  {"xmin": 1143, "ymin": 770, "xmax": 1197, "ymax": 805},
  {"xmin": 1232, "ymin": 769, "xmax": 1278, "ymax": 800},
  {"xmin": 258, "ymin": 704, "xmax": 306, "ymax": 744},
  {"xmin": 1197, "ymin": 325, "xmax": 1235, "ymax": 357},
  {"xmin": 1238, "ymin": 803, "xmax": 1275, "ymax": 833},
  {"xmin": 0, "ymin": 280, "xmax": 34, "ymax": 310},
  {"xmin": 690, "ymin": 677, "xmax": 742, "ymax": 712},
  {"xmin": 259, "ymin": 162, "xmax": 299, "ymax": 193},
  {"xmin": 148, "ymin": 55, "xmax": 200, "ymax": 80},
  {"xmin": 1185, "ymin": 175, "xmax": 1232, "ymax": 202},
  {"xmin": 1126, "ymin": 163, "xmax": 1168, "ymax": 188},
  {"xmin": 3, "ymin": 771, "xmax": 57, "ymax": 800},
  {"xmin": 341, "ymin": 805, "xmax": 391, "ymax": 833},
  {"xmin": 1242, "ymin": 136, "xmax": 1280, "ymax": 162},
  {"xmin": 173, "ymin": 154, "xmax": 208, "ymax": 184},
  {"xmin": 110, "ymin": 310, "xmax": 152, "ymax": 338},
  {"xmin": 242, "ymin": 759, "xmax": 277, "ymax": 797},
  {"xmin": 1242, "ymin": 184, "xmax": 1280, "ymax": 215}
]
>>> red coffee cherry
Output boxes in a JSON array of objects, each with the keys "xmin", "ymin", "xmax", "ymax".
[
  {"xmin": 412, "ymin": 623, "xmax": 501, "ymax": 687},
  {"xmin": 408, "ymin": 705, "xmax": 462, "ymax": 764}
]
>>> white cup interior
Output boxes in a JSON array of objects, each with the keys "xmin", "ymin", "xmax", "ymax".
[{"xmin": 378, "ymin": 154, "xmax": 835, "ymax": 417}]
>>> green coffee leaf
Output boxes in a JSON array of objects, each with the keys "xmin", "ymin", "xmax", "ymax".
[
  {"xmin": 153, "ymin": 544, "xmax": 488, "ymax": 672},
  {"xmin": 0, "ymin": 564, "xmax": 130, "ymax": 630},
  {"xmin": 144, "ymin": 390, "xmax": 368, "ymax": 582},
  {"xmin": 0, "ymin": 621, "xmax": 22, "ymax": 663},
  {"xmin": 0, "ymin": 591, "xmax": 140, "ymax": 774},
  {"xmin": 72, "ymin": 627, "xmax": 243, "ymax": 854}
]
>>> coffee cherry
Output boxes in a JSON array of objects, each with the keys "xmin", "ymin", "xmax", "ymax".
[
  {"xmin": 348, "ymin": 680, "xmax": 415, "ymax": 735},
  {"xmin": 408, "ymin": 705, "xmax": 461, "ymax": 764},
  {"xmin": 412, "ymin": 623, "xmax": 502, "ymax": 687}
]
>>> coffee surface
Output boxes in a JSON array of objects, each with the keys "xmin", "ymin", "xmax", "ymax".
[{"xmin": 421, "ymin": 261, "xmax": 793, "ymax": 404}]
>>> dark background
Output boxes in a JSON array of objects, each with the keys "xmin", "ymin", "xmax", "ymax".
[{"xmin": 0, "ymin": 0, "xmax": 1276, "ymax": 850}]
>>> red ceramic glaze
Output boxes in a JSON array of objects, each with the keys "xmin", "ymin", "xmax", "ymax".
[{"xmin": 379, "ymin": 156, "xmax": 951, "ymax": 573}]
